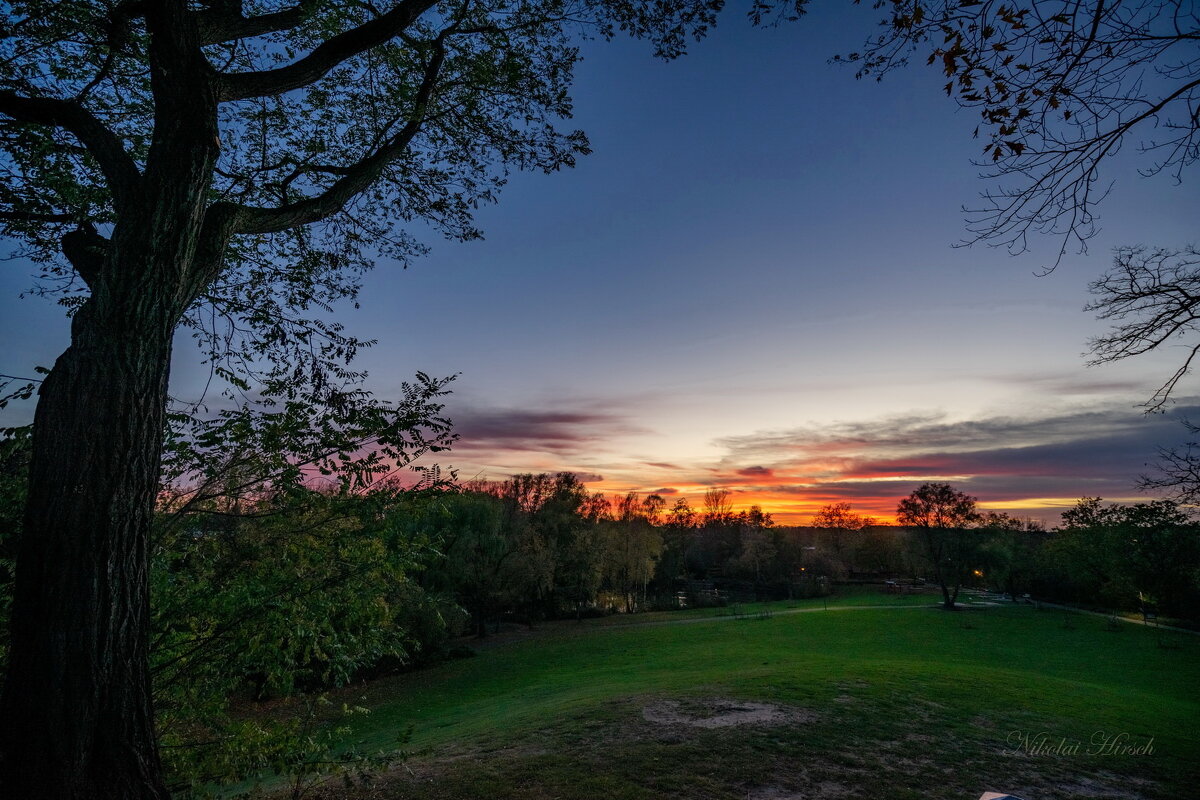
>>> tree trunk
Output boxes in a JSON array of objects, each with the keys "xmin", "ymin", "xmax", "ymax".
[
  {"xmin": 0, "ymin": 6, "xmax": 223, "ymax": 791},
  {"xmin": 1, "ymin": 285, "xmax": 177, "ymax": 797}
]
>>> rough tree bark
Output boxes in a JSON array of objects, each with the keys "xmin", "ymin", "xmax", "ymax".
[
  {"xmin": 0, "ymin": 242, "xmax": 221, "ymax": 798},
  {"xmin": 0, "ymin": 4, "xmax": 223, "ymax": 795},
  {"xmin": 2, "ymin": 293, "xmax": 176, "ymax": 798}
]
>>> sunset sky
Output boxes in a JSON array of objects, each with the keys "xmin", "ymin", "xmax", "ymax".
[{"xmin": 1, "ymin": 3, "xmax": 1195, "ymax": 524}]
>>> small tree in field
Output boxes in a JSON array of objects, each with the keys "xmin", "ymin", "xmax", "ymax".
[{"xmin": 896, "ymin": 483, "xmax": 981, "ymax": 610}]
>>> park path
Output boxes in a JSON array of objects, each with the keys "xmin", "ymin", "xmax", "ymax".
[
  {"xmin": 639, "ymin": 596, "xmax": 1200, "ymax": 636},
  {"xmin": 1030, "ymin": 599, "xmax": 1200, "ymax": 636},
  {"xmin": 609, "ymin": 601, "xmax": 942, "ymax": 628}
]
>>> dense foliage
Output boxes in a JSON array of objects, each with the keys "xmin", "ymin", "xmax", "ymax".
[{"xmin": 1036, "ymin": 496, "xmax": 1200, "ymax": 618}]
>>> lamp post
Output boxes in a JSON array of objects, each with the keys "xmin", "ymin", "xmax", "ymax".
[{"xmin": 801, "ymin": 545, "xmax": 820, "ymax": 607}]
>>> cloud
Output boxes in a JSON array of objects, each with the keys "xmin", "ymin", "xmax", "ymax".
[
  {"xmin": 570, "ymin": 472, "xmax": 605, "ymax": 483},
  {"xmin": 736, "ymin": 465, "xmax": 773, "ymax": 477},
  {"xmin": 649, "ymin": 487, "xmax": 680, "ymax": 495},
  {"xmin": 717, "ymin": 405, "xmax": 1191, "ymax": 464},
  {"xmin": 699, "ymin": 403, "xmax": 1195, "ymax": 522},
  {"xmin": 448, "ymin": 405, "xmax": 639, "ymax": 456},
  {"xmin": 994, "ymin": 372, "xmax": 1150, "ymax": 397}
]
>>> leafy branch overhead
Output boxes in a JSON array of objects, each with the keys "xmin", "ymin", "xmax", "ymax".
[
  {"xmin": 0, "ymin": 0, "xmax": 806, "ymax": 245},
  {"xmin": 161, "ymin": 371, "xmax": 457, "ymax": 520},
  {"xmin": 840, "ymin": 0, "xmax": 1198, "ymax": 265},
  {"xmin": 0, "ymin": 0, "xmax": 806, "ymax": 414}
]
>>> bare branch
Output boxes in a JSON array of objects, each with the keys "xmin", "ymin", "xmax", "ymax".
[
  {"xmin": 839, "ymin": 0, "xmax": 1200, "ymax": 267},
  {"xmin": 1087, "ymin": 245, "xmax": 1200, "ymax": 410},
  {"xmin": 1140, "ymin": 420, "xmax": 1200, "ymax": 504}
]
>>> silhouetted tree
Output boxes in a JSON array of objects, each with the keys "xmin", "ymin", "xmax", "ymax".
[
  {"xmin": 811, "ymin": 501, "xmax": 874, "ymax": 565},
  {"xmin": 812, "ymin": 502, "xmax": 874, "ymax": 531},
  {"xmin": 703, "ymin": 487, "xmax": 734, "ymax": 525},
  {"xmin": 897, "ymin": 482, "xmax": 982, "ymax": 609},
  {"xmin": 733, "ymin": 505, "xmax": 775, "ymax": 587},
  {"xmin": 656, "ymin": 496, "xmax": 696, "ymax": 585}
]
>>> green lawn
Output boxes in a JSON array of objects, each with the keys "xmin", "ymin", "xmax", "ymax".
[
  {"xmin": 262, "ymin": 594, "xmax": 1200, "ymax": 800},
  {"xmin": 579, "ymin": 584, "xmax": 945, "ymax": 628}
]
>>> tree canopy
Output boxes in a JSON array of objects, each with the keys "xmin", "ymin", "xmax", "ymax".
[
  {"xmin": 0, "ymin": 0, "xmax": 786, "ymax": 407},
  {"xmin": 897, "ymin": 482, "xmax": 981, "ymax": 609}
]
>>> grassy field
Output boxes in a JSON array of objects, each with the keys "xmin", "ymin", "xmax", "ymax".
[
  {"xmin": 579, "ymin": 585, "xmax": 945, "ymax": 628},
  {"xmin": 267, "ymin": 591, "xmax": 1199, "ymax": 800}
]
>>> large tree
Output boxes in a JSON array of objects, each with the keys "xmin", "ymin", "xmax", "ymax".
[{"xmin": 0, "ymin": 1, "xmax": 804, "ymax": 796}]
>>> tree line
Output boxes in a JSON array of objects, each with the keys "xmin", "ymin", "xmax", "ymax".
[{"xmin": 895, "ymin": 482, "xmax": 1200, "ymax": 619}]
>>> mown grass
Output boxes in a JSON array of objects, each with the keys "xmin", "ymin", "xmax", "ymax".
[
  {"xmin": 579, "ymin": 584, "xmax": 944, "ymax": 628},
  {"xmin": 262, "ymin": 592, "xmax": 1200, "ymax": 799}
]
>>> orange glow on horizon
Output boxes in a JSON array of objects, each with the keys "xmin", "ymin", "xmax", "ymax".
[
  {"xmin": 576, "ymin": 478, "xmax": 1096, "ymax": 526},
  {"xmin": 445, "ymin": 446, "xmax": 1138, "ymax": 528},
  {"xmin": 581, "ymin": 478, "xmax": 900, "ymax": 525}
]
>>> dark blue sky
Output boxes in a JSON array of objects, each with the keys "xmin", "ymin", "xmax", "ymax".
[{"xmin": 2, "ymin": 2, "xmax": 1195, "ymax": 521}]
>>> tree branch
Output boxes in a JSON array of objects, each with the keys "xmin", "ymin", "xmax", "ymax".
[
  {"xmin": 216, "ymin": 0, "xmax": 439, "ymax": 101},
  {"xmin": 186, "ymin": 201, "xmax": 244, "ymax": 301},
  {"xmin": 1087, "ymin": 245, "xmax": 1200, "ymax": 409},
  {"xmin": 229, "ymin": 35, "xmax": 448, "ymax": 234},
  {"xmin": 195, "ymin": 0, "xmax": 317, "ymax": 45},
  {"xmin": 0, "ymin": 92, "xmax": 140, "ymax": 211},
  {"xmin": 75, "ymin": 1, "xmax": 148, "ymax": 101}
]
